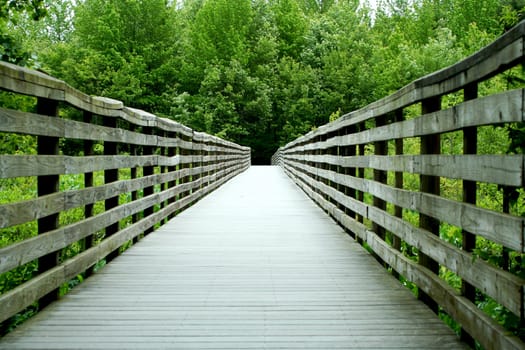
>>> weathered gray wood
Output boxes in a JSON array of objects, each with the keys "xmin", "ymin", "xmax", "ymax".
[
  {"xmin": 0, "ymin": 62, "xmax": 249, "ymax": 159},
  {"xmin": 286, "ymin": 159, "xmax": 523, "ymax": 251},
  {"xmin": 1, "ymin": 167, "xmax": 466, "ymax": 350},
  {"xmin": 0, "ymin": 164, "xmax": 247, "ymax": 324},
  {"xmin": 282, "ymin": 165, "xmax": 523, "ymax": 350},
  {"xmin": 272, "ymin": 20, "xmax": 525, "ymax": 350},
  {"xmin": 284, "ymin": 153, "xmax": 524, "ymax": 187},
  {"xmin": 0, "ymin": 174, "xmax": 212, "ymax": 274},
  {"xmin": 0, "ymin": 61, "xmax": 65, "ymax": 100},
  {"xmin": 284, "ymin": 162, "xmax": 524, "ymax": 315},
  {"xmin": 0, "ymin": 155, "xmax": 216, "ymax": 178},
  {"xmin": 0, "ymin": 159, "xmax": 248, "ymax": 275},
  {"xmin": 0, "ymin": 170, "xmax": 192, "ymax": 229},
  {"xmin": 366, "ymin": 234, "xmax": 525, "ymax": 350},
  {"xmin": 296, "ymin": 89, "xmax": 524, "ymax": 151},
  {"xmin": 64, "ymin": 88, "xmax": 123, "ymax": 117}
]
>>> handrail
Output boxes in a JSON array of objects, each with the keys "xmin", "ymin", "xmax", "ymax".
[
  {"xmin": 273, "ymin": 20, "xmax": 525, "ymax": 350},
  {"xmin": 0, "ymin": 61, "xmax": 250, "ymax": 330}
]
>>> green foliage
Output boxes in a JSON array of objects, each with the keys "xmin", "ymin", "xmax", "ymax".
[{"xmin": 0, "ymin": 0, "xmax": 46, "ymax": 64}]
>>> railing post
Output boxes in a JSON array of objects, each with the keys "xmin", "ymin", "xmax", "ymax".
[
  {"xmin": 460, "ymin": 82, "xmax": 477, "ymax": 346},
  {"xmin": 161, "ymin": 130, "xmax": 168, "ymax": 225},
  {"xmin": 83, "ymin": 111, "xmax": 95, "ymax": 277},
  {"xmin": 372, "ymin": 115, "xmax": 388, "ymax": 242},
  {"xmin": 356, "ymin": 122, "xmax": 365, "ymax": 245},
  {"xmin": 167, "ymin": 130, "xmax": 177, "ymax": 221},
  {"xmin": 418, "ymin": 96, "xmax": 441, "ymax": 313},
  {"xmin": 339, "ymin": 126, "xmax": 356, "ymax": 239},
  {"xmin": 36, "ymin": 97, "xmax": 60, "ymax": 308},
  {"xmin": 103, "ymin": 116, "xmax": 119, "ymax": 262},
  {"xmin": 392, "ymin": 109, "xmax": 404, "ymax": 280},
  {"xmin": 143, "ymin": 126, "xmax": 155, "ymax": 236},
  {"xmin": 131, "ymin": 125, "xmax": 140, "ymax": 243}
]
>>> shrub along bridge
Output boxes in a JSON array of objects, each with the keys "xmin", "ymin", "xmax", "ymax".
[{"xmin": 1, "ymin": 21, "xmax": 525, "ymax": 350}]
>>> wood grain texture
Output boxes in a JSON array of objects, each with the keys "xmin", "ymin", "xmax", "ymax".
[
  {"xmin": 286, "ymin": 156, "xmax": 523, "ymax": 251},
  {"xmin": 283, "ymin": 161, "xmax": 524, "ymax": 316},
  {"xmin": 282, "ymin": 165, "xmax": 524, "ymax": 350},
  {"xmin": 295, "ymin": 89, "xmax": 524, "ymax": 151},
  {"xmin": 283, "ymin": 153, "xmax": 524, "ymax": 187},
  {"xmin": 0, "ymin": 167, "xmax": 466, "ymax": 350},
  {"xmin": 0, "ymin": 163, "xmax": 247, "ymax": 323}
]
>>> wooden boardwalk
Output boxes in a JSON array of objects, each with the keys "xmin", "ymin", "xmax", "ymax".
[{"xmin": 1, "ymin": 167, "xmax": 467, "ymax": 349}]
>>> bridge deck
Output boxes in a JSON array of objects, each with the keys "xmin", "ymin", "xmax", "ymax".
[{"xmin": 1, "ymin": 166, "xmax": 467, "ymax": 349}]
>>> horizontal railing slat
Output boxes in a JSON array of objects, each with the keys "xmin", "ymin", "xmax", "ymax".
[
  {"xmin": 283, "ymin": 154, "xmax": 524, "ymax": 186},
  {"xmin": 287, "ymin": 159, "xmax": 523, "ymax": 251}
]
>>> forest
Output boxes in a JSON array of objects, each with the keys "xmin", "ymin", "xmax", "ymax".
[{"xmin": 2, "ymin": 0, "xmax": 523, "ymax": 164}]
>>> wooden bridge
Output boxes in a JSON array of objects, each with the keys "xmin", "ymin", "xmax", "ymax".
[
  {"xmin": 2, "ymin": 20, "xmax": 525, "ymax": 350},
  {"xmin": 0, "ymin": 166, "xmax": 467, "ymax": 349}
]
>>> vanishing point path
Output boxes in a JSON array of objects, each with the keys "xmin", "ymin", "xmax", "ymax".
[{"xmin": 1, "ymin": 166, "xmax": 466, "ymax": 349}]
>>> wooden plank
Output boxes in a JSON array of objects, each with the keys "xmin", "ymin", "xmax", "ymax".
[
  {"xmin": 366, "ymin": 235, "xmax": 525, "ymax": 350},
  {"xmin": 367, "ymin": 206, "xmax": 524, "ymax": 316},
  {"xmin": 0, "ymin": 155, "xmax": 174, "ymax": 178},
  {"xmin": 0, "ymin": 107, "xmax": 63, "ymax": 137},
  {"xmin": 297, "ymin": 89, "xmax": 524, "ymax": 151},
  {"xmin": 1, "ymin": 167, "xmax": 465, "ymax": 349},
  {"xmin": 0, "ymin": 193, "xmax": 64, "ymax": 229},
  {"xmin": 64, "ymin": 87, "xmax": 123, "ymax": 117},
  {"xmin": 285, "ymin": 159, "xmax": 523, "ymax": 251},
  {"xmin": 0, "ymin": 160, "xmax": 248, "ymax": 275},
  {"xmin": 0, "ymin": 164, "xmax": 246, "ymax": 324},
  {"xmin": 0, "ymin": 170, "xmax": 187, "ymax": 229},
  {"xmin": 0, "ymin": 61, "xmax": 65, "ymax": 100},
  {"xmin": 282, "ymin": 164, "xmax": 523, "ymax": 350},
  {"xmin": 282, "ymin": 162, "xmax": 524, "ymax": 316},
  {"xmin": 0, "ymin": 178, "xmax": 200, "ymax": 274},
  {"xmin": 284, "ymin": 153, "xmax": 524, "ymax": 187}
]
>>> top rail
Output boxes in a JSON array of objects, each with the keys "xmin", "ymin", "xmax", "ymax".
[
  {"xmin": 0, "ymin": 61, "xmax": 250, "ymax": 332},
  {"xmin": 273, "ymin": 20, "xmax": 525, "ymax": 350}
]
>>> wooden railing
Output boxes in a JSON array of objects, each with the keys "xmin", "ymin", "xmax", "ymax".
[
  {"xmin": 273, "ymin": 21, "xmax": 525, "ymax": 350},
  {"xmin": 0, "ymin": 61, "xmax": 250, "ymax": 330}
]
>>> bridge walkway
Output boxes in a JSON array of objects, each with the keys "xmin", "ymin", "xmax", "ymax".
[{"xmin": 1, "ymin": 166, "xmax": 467, "ymax": 349}]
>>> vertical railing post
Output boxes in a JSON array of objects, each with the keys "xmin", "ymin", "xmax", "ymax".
[
  {"xmin": 195, "ymin": 134, "xmax": 202, "ymax": 194},
  {"xmin": 344, "ymin": 126, "xmax": 357, "ymax": 239},
  {"xmin": 372, "ymin": 115, "xmax": 388, "ymax": 242},
  {"xmin": 419, "ymin": 96, "xmax": 441, "ymax": 313},
  {"xmin": 167, "ymin": 130, "xmax": 177, "ymax": 221},
  {"xmin": 83, "ymin": 111, "xmax": 95, "ymax": 277},
  {"xmin": 161, "ymin": 130, "xmax": 168, "ymax": 225},
  {"xmin": 392, "ymin": 109, "xmax": 404, "ymax": 280},
  {"xmin": 143, "ymin": 126, "xmax": 155, "ymax": 236},
  {"xmin": 131, "ymin": 125, "xmax": 140, "ymax": 243},
  {"xmin": 103, "ymin": 116, "xmax": 119, "ymax": 262},
  {"xmin": 460, "ymin": 82, "xmax": 477, "ymax": 345},
  {"xmin": 356, "ymin": 122, "xmax": 365, "ymax": 245},
  {"xmin": 36, "ymin": 97, "xmax": 60, "ymax": 308}
]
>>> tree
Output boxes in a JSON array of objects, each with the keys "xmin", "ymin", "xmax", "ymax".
[
  {"xmin": 270, "ymin": 0, "xmax": 308, "ymax": 59},
  {"xmin": 0, "ymin": 0, "xmax": 46, "ymax": 64},
  {"xmin": 42, "ymin": 0, "xmax": 179, "ymax": 113}
]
